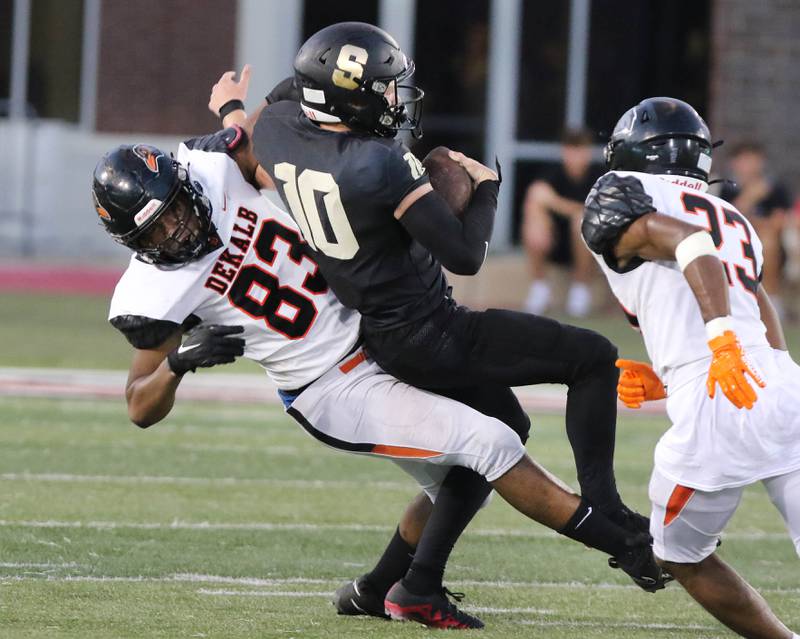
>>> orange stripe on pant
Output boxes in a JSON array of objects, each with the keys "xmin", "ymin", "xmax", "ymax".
[
  {"xmin": 371, "ymin": 444, "xmax": 442, "ymax": 459},
  {"xmin": 664, "ymin": 484, "xmax": 696, "ymax": 526},
  {"xmin": 339, "ymin": 351, "xmax": 366, "ymax": 373}
]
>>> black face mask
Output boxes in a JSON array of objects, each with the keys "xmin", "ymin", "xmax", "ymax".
[{"xmin": 132, "ymin": 178, "xmax": 218, "ymax": 269}]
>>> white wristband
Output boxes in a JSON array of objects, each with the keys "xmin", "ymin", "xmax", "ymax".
[
  {"xmin": 705, "ymin": 316, "xmax": 733, "ymax": 340},
  {"xmin": 675, "ymin": 231, "xmax": 717, "ymax": 272}
]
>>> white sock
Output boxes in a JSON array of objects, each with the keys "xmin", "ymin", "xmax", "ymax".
[
  {"xmin": 566, "ymin": 282, "xmax": 591, "ymax": 318},
  {"xmin": 791, "ymin": 633, "xmax": 799, "ymax": 639},
  {"xmin": 524, "ymin": 280, "xmax": 551, "ymax": 315}
]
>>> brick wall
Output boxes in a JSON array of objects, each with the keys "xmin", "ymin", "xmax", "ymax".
[
  {"xmin": 711, "ymin": 0, "xmax": 800, "ymax": 192},
  {"xmin": 96, "ymin": 1, "xmax": 237, "ymax": 135}
]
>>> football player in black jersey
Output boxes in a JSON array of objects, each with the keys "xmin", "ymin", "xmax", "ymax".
[{"xmin": 208, "ymin": 22, "xmax": 664, "ymax": 628}]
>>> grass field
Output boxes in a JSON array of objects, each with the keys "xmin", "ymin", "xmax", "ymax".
[
  {"xmin": 1, "ymin": 292, "xmax": 799, "ymax": 637},
  {"xmin": 3, "ymin": 292, "xmax": 800, "ymax": 370}
]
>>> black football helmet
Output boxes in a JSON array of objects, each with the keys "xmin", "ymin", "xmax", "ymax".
[
  {"xmin": 92, "ymin": 144, "xmax": 217, "ymax": 268},
  {"xmin": 604, "ymin": 97, "xmax": 713, "ymax": 182},
  {"xmin": 293, "ymin": 22, "xmax": 424, "ymax": 138}
]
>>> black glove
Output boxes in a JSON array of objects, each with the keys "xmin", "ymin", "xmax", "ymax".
[
  {"xmin": 167, "ymin": 325, "xmax": 245, "ymax": 376},
  {"xmin": 265, "ymin": 77, "xmax": 299, "ymax": 104}
]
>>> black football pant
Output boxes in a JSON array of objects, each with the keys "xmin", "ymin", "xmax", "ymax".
[{"xmin": 363, "ymin": 298, "xmax": 622, "ymax": 511}]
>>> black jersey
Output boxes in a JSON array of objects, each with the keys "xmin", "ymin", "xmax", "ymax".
[{"xmin": 253, "ymin": 100, "xmax": 448, "ymax": 329}]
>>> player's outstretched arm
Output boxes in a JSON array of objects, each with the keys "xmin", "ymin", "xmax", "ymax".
[
  {"xmin": 206, "ymin": 65, "xmax": 277, "ymax": 190},
  {"xmin": 124, "ymin": 332, "xmax": 183, "ymax": 428},
  {"xmin": 125, "ymin": 325, "xmax": 245, "ymax": 428}
]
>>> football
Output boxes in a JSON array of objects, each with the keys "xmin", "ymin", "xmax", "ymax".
[{"xmin": 422, "ymin": 146, "xmax": 473, "ymax": 217}]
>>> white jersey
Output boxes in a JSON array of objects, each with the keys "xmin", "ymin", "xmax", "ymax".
[
  {"xmin": 590, "ymin": 171, "xmax": 800, "ymax": 490},
  {"xmin": 109, "ymin": 144, "xmax": 360, "ymax": 389}
]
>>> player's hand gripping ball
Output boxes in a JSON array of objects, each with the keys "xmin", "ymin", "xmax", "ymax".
[{"xmin": 422, "ymin": 146, "xmax": 473, "ymax": 217}]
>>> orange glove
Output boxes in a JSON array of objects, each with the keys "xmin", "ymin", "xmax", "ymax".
[
  {"xmin": 706, "ymin": 331, "xmax": 765, "ymax": 410},
  {"xmin": 615, "ymin": 359, "xmax": 666, "ymax": 408}
]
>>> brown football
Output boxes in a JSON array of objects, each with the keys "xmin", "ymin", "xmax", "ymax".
[{"xmin": 422, "ymin": 146, "xmax": 473, "ymax": 217}]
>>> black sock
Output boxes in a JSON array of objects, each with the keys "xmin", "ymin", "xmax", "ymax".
[
  {"xmin": 364, "ymin": 527, "xmax": 415, "ymax": 595},
  {"xmin": 558, "ymin": 497, "xmax": 634, "ymax": 557},
  {"xmin": 563, "ymin": 331, "xmax": 623, "ymax": 513},
  {"xmin": 402, "ymin": 466, "xmax": 492, "ymax": 596}
]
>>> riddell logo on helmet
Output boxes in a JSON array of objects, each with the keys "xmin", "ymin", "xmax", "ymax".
[
  {"xmin": 134, "ymin": 199, "xmax": 162, "ymax": 226},
  {"xmin": 132, "ymin": 144, "xmax": 163, "ymax": 173}
]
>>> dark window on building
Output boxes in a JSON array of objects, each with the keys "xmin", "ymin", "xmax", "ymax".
[
  {"xmin": 0, "ymin": 0, "xmax": 12, "ymax": 113},
  {"xmin": 585, "ymin": 0, "xmax": 711, "ymax": 138},
  {"xmin": 516, "ymin": 2, "xmax": 570, "ymax": 141},
  {"xmin": 302, "ymin": 0, "xmax": 379, "ymax": 40},
  {"xmin": 26, "ymin": 0, "xmax": 84, "ymax": 121},
  {"xmin": 412, "ymin": 0, "xmax": 489, "ymax": 160}
]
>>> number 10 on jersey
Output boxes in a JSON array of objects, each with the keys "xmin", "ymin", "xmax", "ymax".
[{"xmin": 274, "ymin": 163, "xmax": 360, "ymax": 260}]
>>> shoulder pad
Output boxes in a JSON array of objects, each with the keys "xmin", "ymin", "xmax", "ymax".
[
  {"xmin": 109, "ymin": 314, "xmax": 199, "ymax": 349},
  {"xmin": 183, "ymin": 125, "xmax": 247, "ymax": 155},
  {"xmin": 582, "ymin": 173, "xmax": 656, "ymax": 256}
]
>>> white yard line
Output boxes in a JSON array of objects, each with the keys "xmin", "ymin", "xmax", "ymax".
[
  {"xmin": 0, "ymin": 518, "xmax": 789, "ymax": 542},
  {"xmin": 0, "ymin": 562, "xmax": 83, "ymax": 569},
  {"xmin": 196, "ymin": 589, "xmax": 555, "ymax": 614},
  {"xmin": 0, "ymin": 366, "xmax": 666, "ymax": 415},
  {"xmin": 198, "ymin": 589, "xmax": 332, "ymax": 598},
  {"xmin": 521, "ymin": 620, "xmax": 718, "ymax": 631},
  {"xmin": 0, "ymin": 472, "xmax": 411, "ymax": 491},
  {"xmin": 2, "ymin": 573, "xmax": 799, "ymax": 596}
]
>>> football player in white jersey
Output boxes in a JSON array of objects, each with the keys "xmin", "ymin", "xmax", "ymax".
[
  {"xmin": 92, "ymin": 127, "xmax": 667, "ymax": 628},
  {"xmin": 582, "ymin": 97, "xmax": 800, "ymax": 639}
]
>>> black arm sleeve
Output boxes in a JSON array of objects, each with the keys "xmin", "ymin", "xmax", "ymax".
[
  {"xmin": 399, "ymin": 180, "xmax": 499, "ymax": 275},
  {"xmin": 183, "ymin": 125, "xmax": 247, "ymax": 155},
  {"xmin": 110, "ymin": 314, "xmax": 200, "ymax": 349}
]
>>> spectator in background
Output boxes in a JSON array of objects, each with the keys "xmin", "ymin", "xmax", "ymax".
[
  {"xmin": 522, "ymin": 129, "xmax": 601, "ymax": 317},
  {"xmin": 719, "ymin": 142, "xmax": 793, "ymax": 318}
]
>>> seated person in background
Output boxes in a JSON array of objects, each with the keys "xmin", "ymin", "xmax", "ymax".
[
  {"xmin": 718, "ymin": 141, "xmax": 793, "ymax": 318},
  {"xmin": 522, "ymin": 129, "xmax": 602, "ymax": 318}
]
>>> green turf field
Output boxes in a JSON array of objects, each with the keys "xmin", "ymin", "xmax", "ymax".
[
  {"xmin": 1, "ymin": 396, "xmax": 798, "ymax": 638},
  {"xmin": 2, "ymin": 292, "xmax": 799, "ymax": 637},
  {"xmin": 2, "ymin": 291, "xmax": 799, "ymax": 370}
]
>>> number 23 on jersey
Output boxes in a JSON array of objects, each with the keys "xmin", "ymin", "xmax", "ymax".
[{"xmin": 681, "ymin": 192, "xmax": 761, "ymax": 296}]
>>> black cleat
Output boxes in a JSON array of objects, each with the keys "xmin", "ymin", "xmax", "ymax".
[
  {"xmin": 332, "ymin": 575, "xmax": 389, "ymax": 619},
  {"xmin": 384, "ymin": 581, "xmax": 484, "ymax": 629},
  {"xmin": 609, "ymin": 533, "xmax": 674, "ymax": 593}
]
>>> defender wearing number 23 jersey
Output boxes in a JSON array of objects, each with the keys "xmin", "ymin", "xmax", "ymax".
[{"xmin": 589, "ymin": 170, "xmax": 800, "ymax": 493}]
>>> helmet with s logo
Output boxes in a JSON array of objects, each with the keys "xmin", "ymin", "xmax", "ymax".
[{"xmin": 293, "ymin": 22, "xmax": 424, "ymax": 138}]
